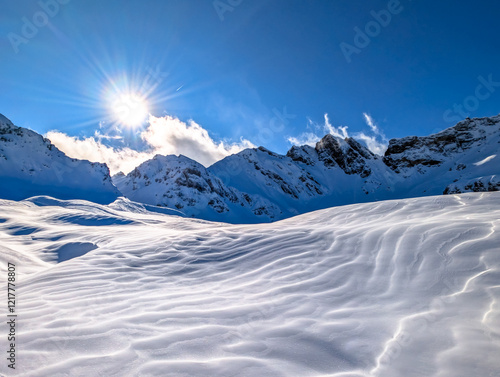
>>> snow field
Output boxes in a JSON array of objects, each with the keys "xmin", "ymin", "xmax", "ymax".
[{"xmin": 0, "ymin": 192, "xmax": 499, "ymax": 376}]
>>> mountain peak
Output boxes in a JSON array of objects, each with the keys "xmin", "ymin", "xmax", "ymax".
[
  {"xmin": 316, "ymin": 133, "xmax": 346, "ymax": 148},
  {"xmin": 0, "ymin": 114, "xmax": 16, "ymax": 132},
  {"xmin": 0, "ymin": 114, "xmax": 120, "ymax": 204},
  {"xmin": 315, "ymin": 133, "xmax": 374, "ymax": 177},
  {"xmin": 256, "ymin": 146, "xmax": 280, "ymax": 157},
  {"xmin": 0, "ymin": 114, "xmax": 14, "ymax": 126}
]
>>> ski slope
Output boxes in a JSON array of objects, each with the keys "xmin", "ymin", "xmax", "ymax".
[{"xmin": 1, "ymin": 192, "xmax": 499, "ymax": 377}]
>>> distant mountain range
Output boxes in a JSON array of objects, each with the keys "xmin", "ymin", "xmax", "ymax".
[{"xmin": 1, "ymin": 113, "xmax": 498, "ymax": 223}]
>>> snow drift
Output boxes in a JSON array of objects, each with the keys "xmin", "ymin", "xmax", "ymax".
[{"xmin": 0, "ymin": 192, "xmax": 499, "ymax": 376}]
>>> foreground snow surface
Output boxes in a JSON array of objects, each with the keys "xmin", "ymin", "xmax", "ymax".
[{"xmin": 1, "ymin": 193, "xmax": 499, "ymax": 377}]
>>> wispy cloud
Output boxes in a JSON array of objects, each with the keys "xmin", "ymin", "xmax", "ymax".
[
  {"xmin": 288, "ymin": 113, "xmax": 389, "ymax": 155},
  {"xmin": 354, "ymin": 133, "xmax": 387, "ymax": 156},
  {"xmin": 324, "ymin": 113, "xmax": 349, "ymax": 139},
  {"xmin": 357, "ymin": 113, "xmax": 389, "ymax": 155},
  {"xmin": 46, "ymin": 115, "xmax": 255, "ymax": 175},
  {"xmin": 287, "ymin": 132, "xmax": 321, "ymax": 147},
  {"xmin": 287, "ymin": 114, "xmax": 349, "ymax": 146}
]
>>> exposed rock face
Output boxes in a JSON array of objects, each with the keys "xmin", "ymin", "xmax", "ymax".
[
  {"xmin": 315, "ymin": 135, "xmax": 376, "ymax": 178},
  {"xmin": 286, "ymin": 145, "xmax": 317, "ymax": 166},
  {"xmin": 443, "ymin": 175, "xmax": 500, "ymax": 194},
  {"xmin": 383, "ymin": 116, "xmax": 499, "ymax": 175}
]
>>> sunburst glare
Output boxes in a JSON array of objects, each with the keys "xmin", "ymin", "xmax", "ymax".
[{"xmin": 111, "ymin": 92, "xmax": 149, "ymax": 128}]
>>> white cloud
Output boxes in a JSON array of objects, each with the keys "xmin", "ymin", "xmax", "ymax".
[
  {"xmin": 353, "ymin": 133, "xmax": 387, "ymax": 156},
  {"xmin": 288, "ymin": 114, "xmax": 349, "ymax": 147},
  {"xmin": 287, "ymin": 132, "xmax": 321, "ymax": 147},
  {"xmin": 324, "ymin": 114, "xmax": 349, "ymax": 139},
  {"xmin": 45, "ymin": 131, "xmax": 151, "ymax": 175},
  {"xmin": 363, "ymin": 113, "xmax": 378, "ymax": 134},
  {"xmin": 141, "ymin": 116, "xmax": 255, "ymax": 167},
  {"xmin": 46, "ymin": 115, "xmax": 255, "ymax": 175},
  {"xmin": 288, "ymin": 113, "xmax": 389, "ymax": 156},
  {"xmin": 355, "ymin": 113, "xmax": 389, "ymax": 155}
]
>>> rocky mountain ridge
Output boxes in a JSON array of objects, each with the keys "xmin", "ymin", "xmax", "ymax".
[
  {"xmin": 115, "ymin": 114, "xmax": 500, "ymax": 222},
  {"xmin": 1, "ymin": 113, "xmax": 498, "ymax": 223}
]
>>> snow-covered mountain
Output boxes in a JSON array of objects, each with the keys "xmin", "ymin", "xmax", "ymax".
[
  {"xmin": 113, "ymin": 154, "xmax": 281, "ymax": 223},
  {"xmin": 209, "ymin": 135, "xmax": 394, "ymax": 218},
  {"xmin": 115, "ymin": 114, "xmax": 500, "ymax": 223},
  {"xmin": 114, "ymin": 135, "xmax": 394, "ymax": 222},
  {"xmin": 0, "ymin": 114, "xmax": 120, "ymax": 204},
  {"xmin": 2, "ymin": 192, "xmax": 499, "ymax": 376},
  {"xmin": 1, "ymin": 112, "xmax": 498, "ymax": 222},
  {"xmin": 384, "ymin": 115, "xmax": 500, "ymax": 196}
]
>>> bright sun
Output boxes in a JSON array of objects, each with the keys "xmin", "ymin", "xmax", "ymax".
[{"xmin": 112, "ymin": 93, "xmax": 149, "ymax": 127}]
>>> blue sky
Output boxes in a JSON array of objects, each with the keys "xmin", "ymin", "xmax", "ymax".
[{"xmin": 2, "ymin": 0, "xmax": 500, "ymax": 172}]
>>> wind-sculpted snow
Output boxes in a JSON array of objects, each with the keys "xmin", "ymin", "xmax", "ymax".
[{"xmin": 0, "ymin": 193, "xmax": 499, "ymax": 376}]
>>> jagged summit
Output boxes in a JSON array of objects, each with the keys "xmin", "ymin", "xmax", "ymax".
[
  {"xmin": 315, "ymin": 134, "xmax": 376, "ymax": 177},
  {"xmin": 384, "ymin": 114, "xmax": 500, "ymax": 174}
]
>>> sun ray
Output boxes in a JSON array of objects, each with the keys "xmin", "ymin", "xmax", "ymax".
[{"xmin": 111, "ymin": 92, "xmax": 149, "ymax": 128}]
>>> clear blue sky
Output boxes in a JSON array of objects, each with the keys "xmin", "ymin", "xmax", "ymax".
[{"xmin": 2, "ymin": 0, "xmax": 500, "ymax": 159}]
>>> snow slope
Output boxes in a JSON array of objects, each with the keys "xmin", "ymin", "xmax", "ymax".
[
  {"xmin": 0, "ymin": 114, "xmax": 120, "ymax": 204},
  {"xmin": 1, "ymin": 192, "xmax": 499, "ymax": 377}
]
